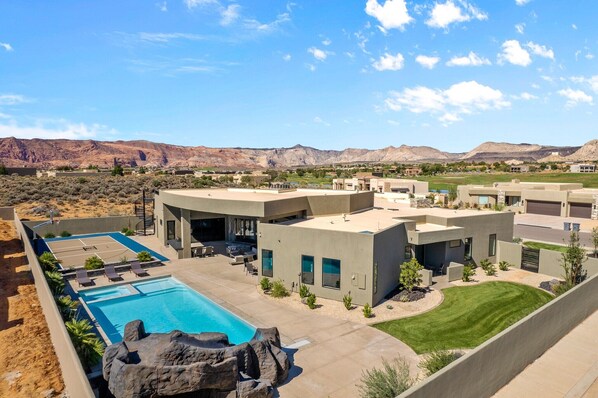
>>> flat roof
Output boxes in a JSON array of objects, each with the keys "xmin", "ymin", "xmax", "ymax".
[
  {"xmin": 160, "ymin": 188, "xmax": 357, "ymax": 202},
  {"xmin": 375, "ymin": 199, "xmax": 496, "ymax": 218},
  {"xmin": 282, "ymin": 209, "xmax": 405, "ymax": 233}
]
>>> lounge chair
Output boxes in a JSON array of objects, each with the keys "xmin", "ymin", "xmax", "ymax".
[
  {"xmin": 76, "ymin": 269, "xmax": 92, "ymax": 287},
  {"xmin": 191, "ymin": 247, "xmax": 202, "ymax": 258},
  {"xmin": 105, "ymin": 265, "xmax": 121, "ymax": 282},
  {"xmin": 245, "ymin": 261, "xmax": 258, "ymax": 276},
  {"xmin": 229, "ymin": 255, "xmax": 245, "ymax": 265},
  {"xmin": 130, "ymin": 261, "xmax": 149, "ymax": 277}
]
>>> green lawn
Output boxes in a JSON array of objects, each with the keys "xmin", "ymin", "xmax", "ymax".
[
  {"xmin": 373, "ymin": 282, "xmax": 552, "ymax": 354},
  {"xmin": 416, "ymin": 172, "xmax": 598, "ymax": 191},
  {"xmin": 523, "ymin": 241, "xmax": 569, "ymax": 253}
]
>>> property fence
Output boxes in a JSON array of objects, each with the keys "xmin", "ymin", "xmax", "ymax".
[
  {"xmin": 21, "ymin": 215, "xmax": 139, "ymax": 238},
  {"xmin": 0, "ymin": 206, "xmax": 15, "ymax": 220},
  {"xmin": 13, "ymin": 212, "xmax": 95, "ymax": 398},
  {"xmin": 398, "ymin": 272, "xmax": 598, "ymax": 398}
]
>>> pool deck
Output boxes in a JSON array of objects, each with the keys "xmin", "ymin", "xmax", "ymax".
[{"xmin": 70, "ymin": 236, "xmax": 420, "ymax": 398}]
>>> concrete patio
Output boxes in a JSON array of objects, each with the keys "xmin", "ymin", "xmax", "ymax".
[{"xmin": 71, "ymin": 236, "xmax": 420, "ymax": 397}]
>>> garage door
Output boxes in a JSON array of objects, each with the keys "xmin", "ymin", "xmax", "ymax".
[
  {"xmin": 570, "ymin": 202, "xmax": 592, "ymax": 219},
  {"xmin": 526, "ymin": 200, "xmax": 561, "ymax": 216}
]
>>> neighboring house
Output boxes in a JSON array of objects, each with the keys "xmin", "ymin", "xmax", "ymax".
[
  {"xmin": 39, "ymin": 169, "xmax": 111, "ymax": 178},
  {"xmin": 458, "ymin": 180, "xmax": 598, "ymax": 219},
  {"xmin": 570, "ymin": 164, "xmax": 596, "ymax": 173},
  {"xmin": 403, "ymin": 167, "xmax": 422, "ymax": 177},
  {"xmin": 510, "ymin": 165, "xmax": 530, "ymax": 173},
  {"xmin": 333, "ymin": 175, "xmax": 428, "ymax": 194},
  {"xmin": 154, "ymin": 188, "xmax": 513, "ymax": 305},
  {"xmin": 3, "ymin": 167, "xmax": 37, "ymax": 176},
  {"xmin": 232, "ymin": 172, "xmax": 270, "ymax": 186}
]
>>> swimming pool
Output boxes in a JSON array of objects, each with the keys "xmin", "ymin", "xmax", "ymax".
[{"xmin": 79, "ymin": 277, "xmax": 256, "ymax": 345}]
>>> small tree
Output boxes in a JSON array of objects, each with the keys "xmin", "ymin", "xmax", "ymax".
[
  {"xmin": 357, "ymin": 357, "xmax": 413, "ymax": 398},
  {"xmin": 591, "ymin": 227, "xmax": 598, "ymax": 257},
  {"xmin": 561, "ymin": 231, "xmax": 587, "ymax": 287},
  {"xmin": 111, "ymin": 165, "xmax": 124, "ymax": 176},
  {"xmin": 399, "ymin": 259, "xmax": 423, "ymax": 292},
  {"xmin": 0, "ymin": 163, "xmax": 7, "ymax": 175},
  {"xmin": 448, "ymin": 186, "xmax": 457, "ymax": 203}
]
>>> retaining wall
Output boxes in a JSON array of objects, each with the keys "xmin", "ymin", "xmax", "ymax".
[
  {"xmin": 22, "ymin": 215, "xmax": 139, "ymax": 238},
  {"xmin": 0, "ymin": 206, "xmax": 15, "ymax": 220},
  {"xmin": 399, "ymin": 272, "xmax": 598, "ymax": 398},
  {"xmin": 14, "ymin": 212, "xmax": 95, "ymax": 398}
]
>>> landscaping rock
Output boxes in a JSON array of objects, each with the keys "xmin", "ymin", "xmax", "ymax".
[
  {"xmin": 237, "ymin": 379, "xmax": 274, "ymax": 398},
  {"xmin": 387, "ymin": 288, "xmax": 426, "ymax": 302},
  {"xmin": 123, "ymin": 319, "xmax": 145, "ymax": 342},
  {"xmin": 539, "ymin": 279, "xmax": 561, "ymax": 294}
]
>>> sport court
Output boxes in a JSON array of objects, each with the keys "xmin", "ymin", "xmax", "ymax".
[{"xmin": 46, "ymin": 235, "xmax": 138, "ymax": 268}]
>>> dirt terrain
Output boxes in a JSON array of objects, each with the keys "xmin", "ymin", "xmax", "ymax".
[{"xmin": 0, "ymin": 220, "xmax": 64, "ymax": 397}]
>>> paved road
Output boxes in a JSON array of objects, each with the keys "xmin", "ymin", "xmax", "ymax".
[{"xmin": 514, "ymin": 224, "xmax": 595, "ymax": 249}]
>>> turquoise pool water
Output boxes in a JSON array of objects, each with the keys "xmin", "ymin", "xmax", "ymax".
[{"xmin": 80, "ymin": 277, "xmax": 256, "ymax": 344}]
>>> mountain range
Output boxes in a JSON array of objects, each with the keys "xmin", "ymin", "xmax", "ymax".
[{"xmin": 0, "ymin": 137, "xmax": 595, "ymax": 169}]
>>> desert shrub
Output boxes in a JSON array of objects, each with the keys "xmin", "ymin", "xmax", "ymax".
[
  {"xmin": 343, "ymin": 293, "xmax": 353, "ymax": 310},
  {"xmin": 419, "ymin": 349, "xmax": 460, "ymax": 376},
  {"xmin": 479, "ymin": 259, "xmax": 492, "ymax": 271},
  {"xmin": 552, "ymin": 281, "xmax": 574, "ymax": 296},
  {"xmin": 299, "ymin": 284, "xmax": 310, "ymax": 299},
  {"xmin": 44, "ymin": 270, "xmax": 65, "ymax": 295},
  {"xmin": 55, "ymin": 295, "xmax": 79, "ymax": 321},
  {"xmin": 498, "ymin": 261, "xmax": 510, "ymax": 271},
  {"xmin": 462, "ymin": 265, "xmax": 475, "ymax": 282},
  {"xmin": 399, "ymin": 258, "xmax": 423, "ymax": 292},
  {"xmin": 484, "ymin": 263, "xmax": 497, "ymax": 276},
  {"xmin": 260, "ymin": 277, "xmax": 272, "ymax": 292},
  {"xmin": 38, "ymin": 251, "xmax": 58, "ymax": 271},
  {"xmin": 136, "ymin": 251, "xmax": 152, "ymax": 262},
  {"xmin": 44, "ymin": 232, "xmax": 56, "ymax": 239},
  {"xmin": 84, "ymin": 255, "xmax": 104, "ymax": 270},
  {"xmin": 270, "ymin": 279, "xmax": 289, "ymax": 298},
  {"xmin": 124, "ymin": 229, "xmax": 134, "ymax": 236},
  {"xmin": 306, "ymin": 293, "xmax": 316, "ymax": 309},
  {"xmin": 60, "ymin": 231, "xmax": 72, "ymax": 237},
  {"xmin": 363, "ymin": 303, "xmax": 373, "ymax": 318},
  {"xmin": 357, "ymin": 357, "xmax": 413, "ymax": 398}
]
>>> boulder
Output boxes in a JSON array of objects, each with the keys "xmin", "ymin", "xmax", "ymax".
[
  {"xmin": 237, "ymin": 379, "xmax": 274, "ymax": 398},
  {"xmin": 123, "ymin": 319, "xmax": 145, "ymax": 342}
]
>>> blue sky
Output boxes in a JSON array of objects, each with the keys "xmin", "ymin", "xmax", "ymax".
[{"xmin": 0, "ymin": 0, "xmax": 596, "ymax": 152}]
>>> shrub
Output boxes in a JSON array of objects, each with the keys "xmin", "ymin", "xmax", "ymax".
[
  {"xmin": 299, "ymin": 284, "xmax": 310, "ymax": 299},
  {"xmin": 479, "ymin": 259, "xmax": 492, "ymax": 271},
  {"xmin": 60, "ymin": 231, "xmax": 72, "ymax": 237},
  {"xmin": 462, "ymin": 265, "xmax": 475, "ymax": 282},
  {"xmin": 65, "ymin": 319, "xmax": 105, "ymax": 371},
  {"xmin": 419, "ymin": 349, "xmax": 460, "ymax": 376},
  {"xmin": 363, "ymin": 303, "xmax": 373, "ymax": 318},
  {"xmin": 386, "ymin": 304, "xmax": 394, "ymax": 310},
  {"xmin": 55, "ymin": 295, "xmax": 79, "ymax": 320},
  {"xmin": 260, "ymin": 277, "xmax": 272, "ymax": 292},
  {"xmin": 399, "ymin": 258, "xmax": 423, "ymax": 292},
  {"xmin": 38, "ymin": 251, "xmax": 59, "ymax": 271},
  {"xmin": 44, "ymin": 270, "xmax": 65, "ymax": 295},
  {"xmin": 343, "ymin": 293, "xmax": 353, "ymax": 310},
  {"xmin": 306, "ymin": 293, "xmax": 316, "ymax": 309},
  {"xmin": 498, "ymin": 261, "xmax": 510, "ymax": 271},
  {"xmin": 84, "ymin": 255, "xmax": 104, "ymax": 270},
  {"xmin": 357, "ymin": 357, "xmax": 413, "ymax": 398},
  {"xmin": 485, "ymin": 263, "xmax": 497, "ymax": 276},
  {"xmin": 44, "ymin": 232, "xmax": 56, "ymax": 239},
  {"xmin": 552, "ymin": 281, "xmax": 573, "ymax": 296},
  {"xmin": 270, "ymin": 279, "xmax": 289, "ymax": 298},
  {"xmin": 136, "ymin": 251, "xmax": 152, "ymax": 262}
]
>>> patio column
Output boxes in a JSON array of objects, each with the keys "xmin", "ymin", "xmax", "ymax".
[{"xmin": 181, "ymin": 209, "xmax": 192, "ymax": 259}]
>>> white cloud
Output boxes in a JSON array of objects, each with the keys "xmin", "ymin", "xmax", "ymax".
[
  {"xmin": 157, "ymin": 1, "xmax": 168, "ymax": 12},
  {"xmin": 515, "ymin": 0, "xmax": 530, "ymax": 5},
  {"xmin": 572, "ymin": 24, "xmax": 578, "ymax": 30},
  {"xmin": 558, "ymin": 88, "xmax": 593, "ymax": 107},
  {"xmin": 387, "ymin": 119, "xmax": 401, "ymax": 126},
  {"xmin": 313, "ymin": 116, "xmax": 330, "ymax": 126},
  {"xmin": 425, "ymin": 0, "xmax": 487, "ymax": 29},
  {"xmin": 515, "ymin": 23, "xmax": 525, "ymax": 34},
  {"xmin": 184, "ymin": 0, "xmax": 218, "ymax": 9},
  {"xmin": 243, "ymin": 12, "xmax": 290, "ymax": 33},
  {"xmin": 282, "ymin": 54, "xmax": 291, "ymax": 62},
  {"xmin": 446, "ymin": 51, "xmax": 491, "ymax": 67},
  {"xmin": 0, "ymin": 42, "xmax": 13, "ymax": 52},
  {"xmin": 415, "ymin": 55, "xmax": 440, "ymax": 69},
  {"xmin": 372, "ymin": 52, "xmax": 405, "ymax": 71},
  {"xmin": 586, "ymin": 53, "xmax": 594, "ymax": 60},
  {"xmin": 513, "ymin": 92, "xmax": 538, "ymax": 100},
  {"xmin": 498, "ymin": 39, "xmax": 531, "ymax": 66},
  {"xmin": 0, "ymin": 119, "xmax": 116, "ymax": 140},
  {"xmin": 322, "ymin": 38, "xmax": 332, "ymax": 46},
  {"xmin": 365, "ymin": 0, "xmax": 413, "ymax": 31},
  {"xmin": 305, "ymin": 63, "xmax": 316, "ymax": 72},
  {"xmin": 0, "ymin": 94, "xmax": 29, "ymax": 105},
  {"xmin": 220, "ymin": 4, "xmax": 241, "ymax": 26},
  {"xmin": 385, "ymin": 80, "xmax": 510, "ymax": 123},
  {"xmin": 526, "ymin": 41, "xmax": 555, "ymax": 60},
  {"xmin": 569, "ymin": 75, "xmax": 598, "ymax": 93},
  {"xmin": 308, "ymin": 47, "xmax": 329, "ymax": 61}
]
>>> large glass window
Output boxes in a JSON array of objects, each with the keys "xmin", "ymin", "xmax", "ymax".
[
  {"xmin": 322, "ymin": 258, "xmax": 341, "ymax": 289},
  {"xmin": 234, "ymin": 218, "xmax": 257, "ymax": 243},
  {"xmin": 166, "ymin": 220, "xmax": 176, "ymax": 241},
  {"xmin": 464, "ymin": 237, "xmax": 473, "ymax": 261},
  {"xmin": 489, "ymin": 234, "xmax": 497, "ymax": 257},
  {"xmin": 262, "ymin": 249, "xmax": 273, "ymax": 277},
  {"xmin": 301, "ymin": 255, "xmax": 314, "ymax": 285}
]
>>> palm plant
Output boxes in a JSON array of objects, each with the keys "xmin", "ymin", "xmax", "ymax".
[
  {"xmin": 44, "ymin": 270, "xmax": 65, "ymax": 295},
  {"xmin": 65, "ymin": 319, "xmax": 105, "ymax": 370},
  {"xmin": 55, "ymin": 295, "xmax": 79, "ymax": 320}
]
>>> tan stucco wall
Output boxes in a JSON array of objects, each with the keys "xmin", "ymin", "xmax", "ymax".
[
  {"xmin": 497, "ymin": 241, "xmax": 522, "ymax": 268},
  {"xmin": 22, "ymin": 215, "xmax": 139, "ymax": 238}
]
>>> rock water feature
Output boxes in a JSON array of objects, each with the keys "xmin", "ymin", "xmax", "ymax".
[{"xmin": 102, "ymin": 320, "xmax": 290, "ymax": 398}]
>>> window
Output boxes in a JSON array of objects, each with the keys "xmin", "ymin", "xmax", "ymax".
[
  {"xmin": 322, "ymin": 258, "xmax": 341, "ymax": 289},
  {"xmin": 488, "ymin": 234, "xmax": 497, "ymax": 257},
  {"xmin": 404, "ymin": 245, "xmax": 413, "ymax": 260},
  {"xmin": 449, "ymin": 239, "xmax": 461, "ymax": 248},
  {"xmin": 234, "ymin": 218, "xmax": 257, "ymax": 243},
  {"xmin": 301, "ymin": 255, "xmax": 314, "ymax": 285},
  {"xmin": 166, "ymin": 220, "xmax": 176, "ymax": 241},
  {"xmin": 262, "ymin": 249, "xmax": 273, "ymax": 277},
  {"xmin": 464, "ymin": 238, "xmax": 473, "ymax": 261},
  {"xmin": 478, "ymin": 196, "xmax": 489, "ymax": 205}
]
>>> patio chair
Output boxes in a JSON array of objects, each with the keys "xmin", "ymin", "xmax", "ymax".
[
  {"xmin": 204, "ymin": 246, "xmax": 214, "ymax": 257},
  {"xmin": 130, "ymin": 261, "xmax": 149, "ymax": 277},
  {"xmin": 76, "ymin": 269, "xmax": 92, "ymax": 287},
  {"xmin": 229, "ymin": 255, "xmax": 245, "ymax": 265},
  {"xmin": 245, "ymin": 261, "xmax": 258, "ymax": 276},
  {"xmin": 105, "ymin": 265, "xmax": 121, "ymax": 282},
  {"xmin": 192, "ymin": 247, "xmax": 202, "ymax": 258}
]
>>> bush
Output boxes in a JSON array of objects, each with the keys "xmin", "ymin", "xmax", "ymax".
[
  {"xmin": 260, "ymin": 277, "xmax": 272, "ymax": 292},
  {"xmin": 270, "ymin": 279, "xmax": 289, "ymax": 298},
  {"xmin": 44, "ymin": 232, "xmax": 56, "ymax": 238},
  {"xmin": 363, "ymin": 303, "xmax": 373, "ymax": 318},
  {"xmin": 479, "ymin": 259, "xmax": 492, "ymax": 271},
  {"xmin": 55, "ymin": 295, "xmax": 79, "ymax": 321},
  {"xmin": 299, "ymin": 284, "xmax": 310, "ymax": 299},
  {"xmin": 136, "ymin": 251, "xmax": 152, "ymax": 262},
  {"xmin": 84, "ymin": 255, "xmax": 104, "ymax": 270},
  {"xmin": 498, "ymin": 261, "xmax": 510, "ymax": 271},
  {"xmin": 419, "ymin": 349, "xmax": 460, "ymax": 376},
  {"xmin": 399, "ymin": 258, "xmax": 423, "ymax": 292},
  {"xmin": 343, "ymin": 293, "xmax": 353, "ymax": 310},
  {"xmin": 357, "ymin": 357, "xmax": 413, "ymax": 398},
  {"xmin": 484, "ymin": 263, "xmax": 497, "ymax": 276},
  {"xmin": 306, "ymin": 293, "xmax": 316, "ymax": 309},
  {"xmin": 65, "ymin": 319, "xmax": 105, "ymax": 371},
  {"xmin": 462, "ymin": 265, "xmax": 475, "ymax": 282},
  {"xmin": 121, "ymin": 227, "xmax": 135, "ymax": 236},
  {"xmin": 552, "ymin": 281, "xmax": 573, "ymax": 296},
  {"xmin": 60, "ymin": 231, "xmax": 72, "ymax": 237},
  {"xmin": 38, "ymin": 251, "xmax": 58, "ymax": 271},
  {"xmin": 44, "ymin": 270, "xmax": 65, "ymax": 295}
]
